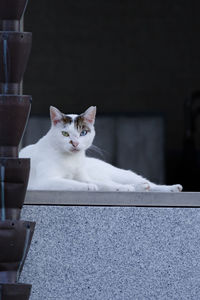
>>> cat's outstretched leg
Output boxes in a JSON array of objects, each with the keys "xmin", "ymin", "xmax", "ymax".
[
  {"xmin": 108, "ymin": 168, "xmax": 182, "ymax": 192},
  {"xmin": 77, "ymin": 169, "xmax": 136, "ymax": 192},
  {"xmin": 109, "ymin": 168, "xmax": 151, "ymax": 191},
  {"xmin": 28, "ymin": 178, "xmax": 98, "ymax": 191},
  {"xmin": 148, "ymin": 183, "xmax": 183, "ymax": 192},
  {"xmin": 89, "ymin": 181, "xmax": 136, "ymax": 192}
]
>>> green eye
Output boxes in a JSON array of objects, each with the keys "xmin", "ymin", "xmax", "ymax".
[{"xmin": 62, "ymin": 131, "xmax": 69, "ymax": 137}]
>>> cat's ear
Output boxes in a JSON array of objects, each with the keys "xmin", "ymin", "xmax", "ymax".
[
  {"xmin": 82, "ymin": 106, "xmax": 96, "ymax": 125},
  {"xmin": 50, "ymin": 106, "xmax": 63, "ymax": 125}
]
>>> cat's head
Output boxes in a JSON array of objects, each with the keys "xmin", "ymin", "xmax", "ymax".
[{"xmin": 49, "ymin": 106, "xmax": 96, "ymax": 154}]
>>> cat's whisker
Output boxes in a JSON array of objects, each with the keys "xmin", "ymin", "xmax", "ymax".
[{"xmin": 87, "ymin": 144, "xmax": 107, "ymax": 159}]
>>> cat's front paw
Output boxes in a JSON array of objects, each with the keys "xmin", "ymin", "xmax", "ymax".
[
  {"xmin": 170, "ymin": 184, "xmax": 183, "ymax": 192},
  {"xmin": 115, "ymin": 184, "xmax": 135, "ymax": 192},
  {"xmin": 87, "ymin": 183, "xmax": 99, "ymax": 191},
  {"xmin": 135, "ymin": 182, "xmax": 150, "ymax": 192}
]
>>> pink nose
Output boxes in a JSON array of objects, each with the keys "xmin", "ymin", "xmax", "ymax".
[{"xmin": 70, "ymin": 140, "xmax": 79, "ymax": 148}]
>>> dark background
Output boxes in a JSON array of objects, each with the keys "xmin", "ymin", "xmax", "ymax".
[{"xmin": 24, "ymin": 0, "xmax": 200, "ymax": 190}]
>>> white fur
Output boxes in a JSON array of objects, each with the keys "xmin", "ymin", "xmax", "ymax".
[{"xmin": 20, "ymin": 106, "xmax": 183, "ymax": 192}]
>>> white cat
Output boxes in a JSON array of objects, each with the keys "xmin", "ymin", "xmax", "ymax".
[{"xmin": 20, "ymin": 106, "xmax": 183, "ymax": 192}]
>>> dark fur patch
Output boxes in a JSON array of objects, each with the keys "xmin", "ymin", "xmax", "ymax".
[
  {"xmin": 62, "ymin": 115, "xmax": 73, "ymax": 124},
  {"xmin": 74, "ymin": 115, "xmax": 91, "ymax": 132}
]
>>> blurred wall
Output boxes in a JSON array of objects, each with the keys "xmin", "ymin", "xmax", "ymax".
[{"xmin": 24, "ymin": 0, "xmax": 200, "ymax": 184}]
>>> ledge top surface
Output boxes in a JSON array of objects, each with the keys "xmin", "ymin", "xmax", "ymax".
[{"xmin": 24, "ymin": 191, "xmax": 200, "ymax": 207}]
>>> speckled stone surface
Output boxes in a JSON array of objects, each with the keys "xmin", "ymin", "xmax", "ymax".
[{"xmin": 20, "ymin": 206, "xmax": 200, "ymax": 300}]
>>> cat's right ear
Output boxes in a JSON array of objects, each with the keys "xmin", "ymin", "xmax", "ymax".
[
  {"xmin": 50, "ymin": 106, "xmax": 63, "ymax": 125},
  {"xmin": 82, "ymin": 106, "xmax": 96, "ymax": 125}
]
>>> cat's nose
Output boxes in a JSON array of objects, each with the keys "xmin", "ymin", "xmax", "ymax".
[{"xmin": 70, "ymin": 140, "xmax": 79, "ymax": 148}]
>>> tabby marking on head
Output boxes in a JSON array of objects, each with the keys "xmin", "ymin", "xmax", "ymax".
[
  {"xmin": 62, "ymin": 115, "xmax": 73, "ymax": 125},
  {"xmin": 74, "ymin": 115, "xmax": 91, "ymax": 132}
]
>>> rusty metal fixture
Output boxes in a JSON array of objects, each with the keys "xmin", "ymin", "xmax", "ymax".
[
  {"xmin": 0, "ymin": 283, "xmax": 31, "ymax": 300},
  {"xmin": 0, "ymin": 95, "xmax": 31, "ymax": 157},
  {"xmin": 0, "ymin": 158, "xmax": 30, "ymax": 220},
  {"xmin": 0, "ymin": 0, "xmax": 28, "ymax": 32},
  {"xmin": 0, "ymin": 0, "xmax": 28, "ymax": 20},
  {"xmin": 0, "ymin": 0, "xmax": 35, "ymax": 298},
  {"xmin": 0, "ymin": 32, "xmax": 32, "ymax": 93},
  {"xmin": 0, "ymin": 221, "xmax": 35, "ymax": 284}
]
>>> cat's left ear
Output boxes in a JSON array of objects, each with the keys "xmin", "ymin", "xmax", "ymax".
[
  {"xmin": 50, "ymin": 106, "xmax": 63, "ymax": 125},
  {"xmin": 82, "ymin": 106, "xmax": 96, "ymax": 125}
]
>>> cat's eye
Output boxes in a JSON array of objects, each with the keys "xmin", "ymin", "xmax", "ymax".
[
  {"xmin": 80, "ymin": 130, "xmax": 88, "ymax": 136},
  {"xmin": 62, "ymin": 131, "xmax": 69, "ymax": 137}
]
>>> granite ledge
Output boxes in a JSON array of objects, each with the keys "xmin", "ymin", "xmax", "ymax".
[{"xmin": 24, "ymin": 191, "xmax": 200, "ymax": 207}]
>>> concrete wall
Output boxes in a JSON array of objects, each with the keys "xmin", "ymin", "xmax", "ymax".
[{"xmin": 20, "ymin": 202, "xmax": 200, "ymax": 300}]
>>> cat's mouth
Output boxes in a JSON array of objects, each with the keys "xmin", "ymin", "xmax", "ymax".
[{"xmin": 70, "ymin": 148, "xmax": 80, "ymax": 153}]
